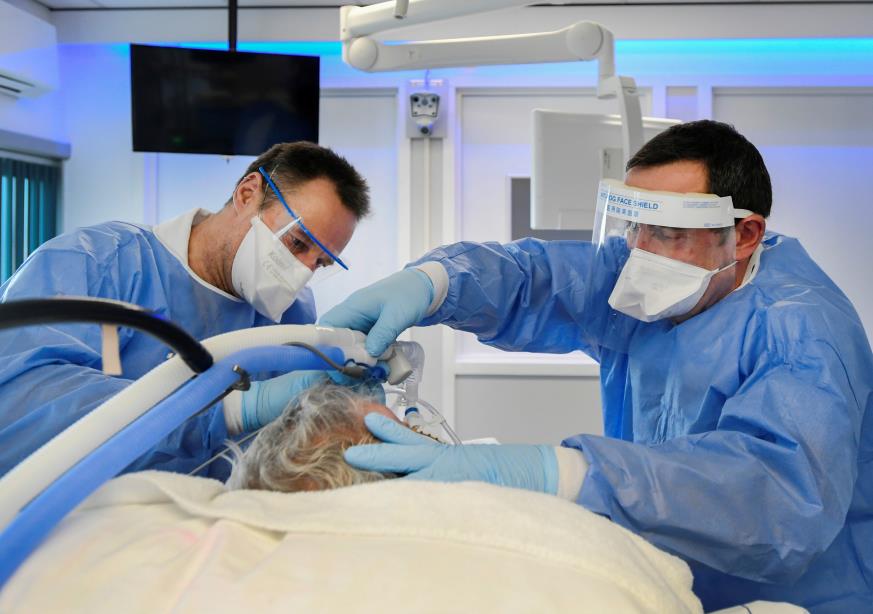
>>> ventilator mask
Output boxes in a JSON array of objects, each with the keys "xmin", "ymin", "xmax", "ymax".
[{"xmin": 592, "ymin": 179, "xmax": 753, "ymax": 322}]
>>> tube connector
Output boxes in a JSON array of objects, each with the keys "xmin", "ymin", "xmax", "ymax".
[{"xmin": 230, "ymin": 365, "xmax": 251, "ymax": 391}]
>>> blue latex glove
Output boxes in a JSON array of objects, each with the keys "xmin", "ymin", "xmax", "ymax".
[
  {"xmin": 319, "ymin": 269, "xmax": 434, "ymax": 357},
  {"xmin": 344, "ymin": 413, "xmax": 559, "ymax": 494},
  {"xmin": 241, "ymin": 370, "xmax": 329, "ymax": 432}
]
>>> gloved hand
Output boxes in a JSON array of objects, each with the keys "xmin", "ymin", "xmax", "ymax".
[
  {"xmin": 240, "ymin": 370, "xmax": 329, "ymax": 432},
  {"xmin": 319, "ymin": 269, "xmax": 434, "ymax": 357},
  {"xmin": 344, "ymin": 413, "xmax": 559, "ymax": 494}
]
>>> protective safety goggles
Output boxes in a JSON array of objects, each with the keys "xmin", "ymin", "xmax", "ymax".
[{"xmin": 258, "ymin": 166, "xmax": 350, "ymax": 274}]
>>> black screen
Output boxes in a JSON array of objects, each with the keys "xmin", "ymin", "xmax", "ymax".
[{"xmin": 130, "ymin": 45, "xmax": 320, "ymax": 156}]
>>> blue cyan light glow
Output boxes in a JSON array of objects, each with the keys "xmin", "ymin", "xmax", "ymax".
[{"xmin": 120, "ymin": 38, "xmax": 873, "ymax": 80}]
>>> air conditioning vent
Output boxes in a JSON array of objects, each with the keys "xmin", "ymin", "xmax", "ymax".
[{"xmin": 0, "ymin": 70, "xmax": 50, "ymax": 99}]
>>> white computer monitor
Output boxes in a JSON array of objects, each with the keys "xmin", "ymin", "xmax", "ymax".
[{"xmin": 531, "ymin": 111, "xmax": 680, "ymax": 230}]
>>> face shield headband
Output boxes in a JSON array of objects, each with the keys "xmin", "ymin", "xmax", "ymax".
[
  {"xmin": 594, "ymin": 178, "xmax": 754, "ymax": 235},
  {"xmin": 258, "ymin": 166, "xmax": 349, "ymax": 271}
]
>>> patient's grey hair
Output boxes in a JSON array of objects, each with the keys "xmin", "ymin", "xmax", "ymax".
[{"xmin": 226, "ymin": 383, "xmax": 393, "ymax": 493}]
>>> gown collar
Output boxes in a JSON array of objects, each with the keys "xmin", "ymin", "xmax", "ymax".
[
  {"xmin": 153, "ymin": 208, "xmax": 242, "ymax": 302},
  {"xmin": 737, "ymin": 242, "xmax": 764, "ymax": 290}
]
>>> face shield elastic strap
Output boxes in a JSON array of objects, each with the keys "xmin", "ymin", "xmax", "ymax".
[{"xmin": 258, "ymin": 166, "xmax": 349, "ymax": 271}]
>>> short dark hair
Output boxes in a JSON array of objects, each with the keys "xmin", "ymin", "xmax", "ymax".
[
  {"xmin": 236, "ymin": 141, "xmax": 370, "ymax": 220},
  {"xmin": 626, "ymin": 120, "xmax": 772, "ymax": 218}
]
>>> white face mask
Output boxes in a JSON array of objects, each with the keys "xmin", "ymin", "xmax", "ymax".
[
  {"xmin": 608, "ymin": 248, "xmax": 737, "ymax": 323},
  {"xmin": 231, "ymin": 217, "xmax": 314, "ymax": 323}
]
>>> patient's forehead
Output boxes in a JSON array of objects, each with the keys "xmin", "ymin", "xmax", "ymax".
[{"xmin": 357, "ymin": 401, "xmax": 402, "ymax": 423}]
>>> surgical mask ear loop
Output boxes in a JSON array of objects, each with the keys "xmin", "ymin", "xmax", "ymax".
[{"xmin": 714, "ymin": 259, "xmax": 739, "ymax": 275}]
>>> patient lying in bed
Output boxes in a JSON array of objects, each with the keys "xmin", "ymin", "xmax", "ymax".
[
  {"xmin": 1, "ymin": 384, "xmax": 804, "ymax": 614},
  {"xmin": 226, "ymin": 383, "xmax": 397, "ymax": 493}
]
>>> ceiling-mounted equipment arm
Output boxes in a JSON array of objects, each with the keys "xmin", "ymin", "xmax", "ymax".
[
  {"xmin": 599, "ymin": 75, "xmax": 643, "ymax": 166},
  {"xmin": 344, "ymin": 21, "xmax": 614, "ymax": 76},
  {"xmin": 340, "ymin": 0, "xmax": 644, "ymax": 162},
  {"xmin": 393, "ymin": 0, "xmax": 409, "ymax": 19}
]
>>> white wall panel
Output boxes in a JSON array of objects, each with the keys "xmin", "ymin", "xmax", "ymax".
[
  {"xmin": 457, "ymin": 374, "xmax": 603, "ymax": 444},
  {"xmin": 666, "ymin": 86, "xmax": 698, "ymax": 123},
  {"xmin": 154, "ymin": 153, "xmax": 253, "ymax": 222},
  {"xmin": 58, "ymin": 44, "xmax": 142, "ymax": 231},
  {"xmin": 713, "ymin": 88, "xmax": 873, "ymax": 336}
]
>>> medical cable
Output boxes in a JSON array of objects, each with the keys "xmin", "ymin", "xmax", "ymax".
[{"xmin": 283, "ymin": 341, "xmax": 386, "ymax": 382}]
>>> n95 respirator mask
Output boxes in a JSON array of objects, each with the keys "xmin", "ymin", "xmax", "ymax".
[{"xmin": 231, "ymin": 216, "xmax": 314, "ymax": 323}]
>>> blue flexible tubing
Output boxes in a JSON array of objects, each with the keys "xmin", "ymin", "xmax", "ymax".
[{"xmin": 0, "ymin": 344, "xmax": 345, "ymax": 589}]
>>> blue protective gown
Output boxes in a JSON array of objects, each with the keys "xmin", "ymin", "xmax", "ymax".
[
  {"xmin": 412, "ymin": 232, "xmax": 873, "ymax": 613},
  {"xmin": 0, "ymin": 215, "xmax": 316, "ymax": 480}
]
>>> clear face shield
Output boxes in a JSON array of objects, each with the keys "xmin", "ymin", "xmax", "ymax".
[
  {"xmin": 591, "ymin": 179, "xmax": 753, "ymax": 323},
  {"xmin": 259, "ymin": 166, "xmax": 349, "ymax": 286}
]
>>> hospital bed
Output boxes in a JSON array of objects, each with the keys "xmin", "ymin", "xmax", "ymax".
[{"xmin": 0, "ymin": 298, "xmax": 807, "ymax": 613}]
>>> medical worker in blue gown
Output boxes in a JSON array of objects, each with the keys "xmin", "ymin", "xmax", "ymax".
[
  {"xmin": 324, "ymin": 121, "xmax": 872, "ymax": 612},
  {"xmin": 0, "ymin": 142, "xmax": 370, "ymax": 479}
]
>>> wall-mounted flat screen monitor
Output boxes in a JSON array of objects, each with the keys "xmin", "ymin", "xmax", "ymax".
[{"xmin": 130, "ymin": 44, "xmax": 320, "ymax": 156}]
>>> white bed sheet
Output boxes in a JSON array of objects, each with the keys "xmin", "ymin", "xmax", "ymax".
[{"xmin": 1, "ymin": 471, "xmax": 706, "ymax": 613}]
